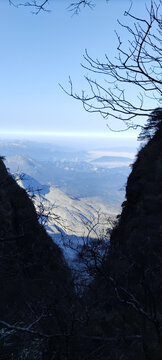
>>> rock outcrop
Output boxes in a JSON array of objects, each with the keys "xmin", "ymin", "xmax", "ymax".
[
  {"xmin": 107, "ymin": 118, "xmax": 162, "ymax": 359},
  {"xmin": 81, "ymin": 122, "xmax": 162, "ymax": 360},
  {"xmin": 0, "ymin": 159, "xmax": 73, "ymax": 359}
]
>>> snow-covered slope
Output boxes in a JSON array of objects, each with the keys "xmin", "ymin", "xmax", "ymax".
[{"xmin": 17, "ymin": 174, "xmax": 114, "ymax": 262}]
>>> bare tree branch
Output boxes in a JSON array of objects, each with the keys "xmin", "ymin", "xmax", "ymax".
[
  {"xmin": 0, "ymin": 318, "xmax": 69, "ymax": 338},
  {"xmin": 64, "ymin": 1, "xmax": 162, "ymax": 130},
  {"xmin": 0, "ymin": 318, "xmax": 142, "ymax": 342},
  {"xmin": 9, "ymin": 0, "xmax": 50, "ymax": 14},
  {"xmin": 9, "ymin": 0, "xmax": 105, "ymax": 14},
  {"xmin": 68, "ymin": 0, "xmax": 95, "ymax": 15}
]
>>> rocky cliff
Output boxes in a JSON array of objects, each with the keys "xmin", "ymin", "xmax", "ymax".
[
  {"xmin": 80, "ymin": 122, "xmax": 162, "ymax": 360},
  {"xmin": 0, "ymin": 158, "xmax": 73, "ymax": 359},
  {"xmin": 107, "ymin": 117, "xmax": 162, "ymax": 359}
]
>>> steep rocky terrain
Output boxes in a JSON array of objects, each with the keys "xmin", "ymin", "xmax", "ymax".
[
  {"xmin": 78, "ymin": 121, "xmax": 162, "ymax": 360},
  {"xmin": 0, "ymin": 158, "xmax": 74, "ymax": 359},
  {"xmin": 107, "ymin": 120, "xmax": 162, "ymax": 359}
]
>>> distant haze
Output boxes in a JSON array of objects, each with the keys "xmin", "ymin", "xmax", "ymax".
[{"xmin": 0, "ymin": 132, "xmax": 139, "ymax": 152}]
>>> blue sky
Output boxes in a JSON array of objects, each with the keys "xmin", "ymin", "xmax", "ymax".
[{"xmin": 0, "ymin": 0, "xmax": 153, "ymax": 143}]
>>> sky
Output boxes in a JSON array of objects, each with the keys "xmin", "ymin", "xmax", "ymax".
[{"xmin": 0, "ymin": 0, "xmax": 155, "ymax": 145}]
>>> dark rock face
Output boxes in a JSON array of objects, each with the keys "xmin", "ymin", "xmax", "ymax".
[
  {"xmin": 105, "ymin": 125, "xmax": 162, "ymax": 359},
  {"xmin": 0, "ymin": 159, "xmax": 73, "ymax": 358},
  {"xmin": 81, "ymin": 125, "xmax": 162, "ymax": 360},
  {"xmin": 110, "ymin": 124, "xmax": 162, "ymax": 287}
]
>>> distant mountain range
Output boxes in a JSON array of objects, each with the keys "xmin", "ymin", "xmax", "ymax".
[
  {"xmin": 92, "ymin": 155, "xmax": 132, "ymax": 163},
  {"xmin": 0, "ymin": 139, "xmax": 87, "ymax": 161},
  {"xmin": 91, "ymin": 155, "xmax": 133, "ymax": 167}
]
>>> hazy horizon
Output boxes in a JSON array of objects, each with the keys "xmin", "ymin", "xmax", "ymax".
[{"xmin": 0, "ymin": 131, "xmax": 139, "ymax": 152}]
